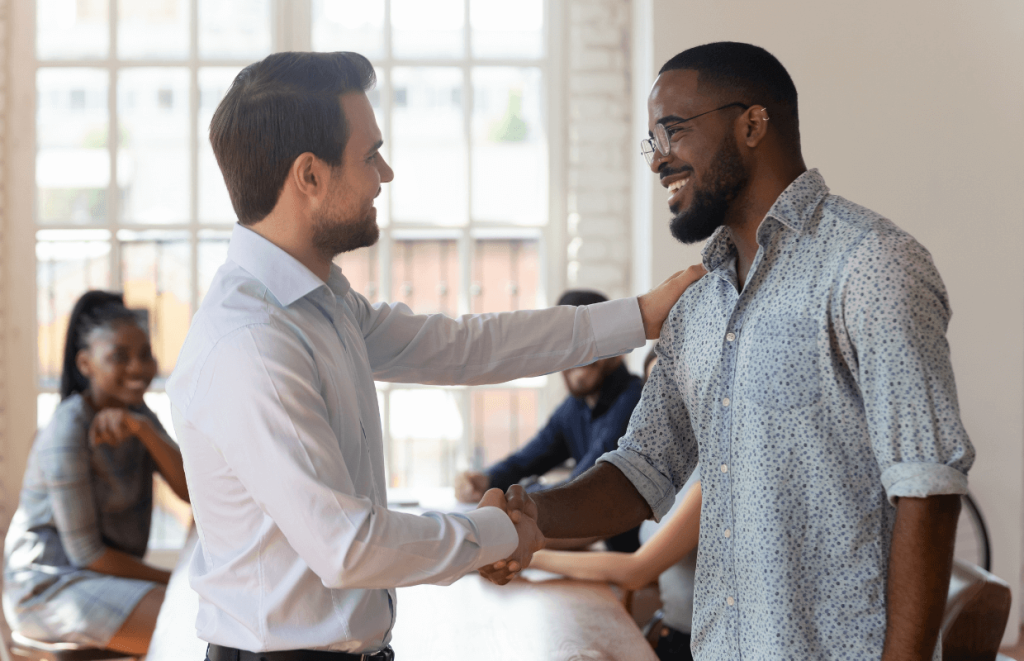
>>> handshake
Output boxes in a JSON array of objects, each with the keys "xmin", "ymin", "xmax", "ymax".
[{"xmin": 474, "ymin": 485, "xmax": 544, "ymax": 586}]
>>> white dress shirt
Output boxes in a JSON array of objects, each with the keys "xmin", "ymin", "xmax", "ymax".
[{"xmin": 166, "ymin": 224, "xmax": 646, "ymax": 653}]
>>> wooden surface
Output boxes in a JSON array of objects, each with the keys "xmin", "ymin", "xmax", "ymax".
[{"xmin": 391, "ymin": 570, "xmax": 657, "ymax": 661}]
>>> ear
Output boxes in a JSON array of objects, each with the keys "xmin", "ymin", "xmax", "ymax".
[
  {"xmin": 740, "ymin": 105, "xmax": 770, "ymax": 148},
  {"xmin": 75, "ymin": 348, "xmax": 93, "ymax": 380},
  {"xmin": 290, "ymin": 152, "xmax": 331, "ymax": 204}
]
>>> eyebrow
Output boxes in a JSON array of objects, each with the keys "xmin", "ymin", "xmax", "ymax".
[
  {"xmin": 649, "ymin": 115, "xmax": 690, "ymax": 138},
  {"xmin": 365, "ymin": 139, "xmax": 384, "ymax": 157}
]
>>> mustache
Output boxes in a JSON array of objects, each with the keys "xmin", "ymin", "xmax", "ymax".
[{"xmin": 660, "ymin": 165, "xmax": 693, "ymax": 181}]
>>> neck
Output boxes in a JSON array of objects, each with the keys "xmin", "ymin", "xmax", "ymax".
[
  {"xmin": 250, "ymin": 206, "xmax": 332, "ymax": 282},
  {"xmin": 726, "ymin": 158, "xmax": 807, "ymax": 289}
]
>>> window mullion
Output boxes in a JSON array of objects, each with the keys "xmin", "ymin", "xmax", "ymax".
[
  {"xmin": 189, "ymin": 0, "xmax": 200, "ymax": 316},
  {"xmin": 108, "ymin": 0, "xmax": 121, "ymax": 290}
]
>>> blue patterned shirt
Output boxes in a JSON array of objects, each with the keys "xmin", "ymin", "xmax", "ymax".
[{"xmin": 599, "ymin": 169, "xmax": 974, "ymax": 660}]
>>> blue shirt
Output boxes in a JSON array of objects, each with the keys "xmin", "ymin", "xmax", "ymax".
[
  {"xmin": 485, "ymin": 363, "xmax": 643, "ymax": 492},
  {"xmin": 600, "ymin": 169, "xmax": 974, "ymax": 660}
]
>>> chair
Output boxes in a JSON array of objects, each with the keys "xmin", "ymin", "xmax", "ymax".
[{"xmin": 942, "ymin": 559, "xmax": 1013, "ymax": 661}]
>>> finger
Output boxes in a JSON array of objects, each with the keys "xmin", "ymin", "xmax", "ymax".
[
  {"xmin": 510, "ymin": 510, "xmax": 521, "ymax": 524},
  {"xmin": 505, "ymin": 485, "xmax": 528, "ymax": 512},
  {"xmin": 492, "ymin": 560, "xmax": 506, "ymax": 570},
  {"xmin": 507, "ymin": 560, "xmax": 521, "ymax": 572}
]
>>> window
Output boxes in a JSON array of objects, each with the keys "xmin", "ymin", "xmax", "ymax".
[{"xmin": 27, "ymin": 0, "xmax": 559, "ymax": 503}]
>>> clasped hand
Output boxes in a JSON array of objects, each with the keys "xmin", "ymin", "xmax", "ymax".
[{"xmin": 475, "ymin": 485, "xmax": 542, "ymax": 585}]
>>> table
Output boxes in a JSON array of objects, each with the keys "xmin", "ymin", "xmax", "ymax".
[{"xmin": 150, "ymin": 519, "xmax": 656, "ymax": 661}]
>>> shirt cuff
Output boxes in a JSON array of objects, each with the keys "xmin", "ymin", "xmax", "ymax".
[
  {"xmin": 588, "ymin": 298, "xmax": 646, "ymax": 359},
  {"xmin": 597, "ymin": 448, "xmax": 677, "ymax": 521},
  {"xmin": 880, "ymin": 462, "xmax": 969, "ymax": 506},
  {"xmin": 459, "ymin": 506, "xmax": 518, "ymax": 568}
]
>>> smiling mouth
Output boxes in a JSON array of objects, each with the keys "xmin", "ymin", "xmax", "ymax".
[{"xmin": 667, "ymin": 179, "xmax": 689, "ymax": 196}]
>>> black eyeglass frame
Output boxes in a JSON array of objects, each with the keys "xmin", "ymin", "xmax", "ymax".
[{"xmin": 641, "ymin": 102, "xmax": 751, "ymax": 165}]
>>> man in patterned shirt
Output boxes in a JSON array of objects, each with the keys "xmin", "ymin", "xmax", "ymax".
[{"xmin": 482, "ymin": 42, "xmax": 974, "ymax": 661}]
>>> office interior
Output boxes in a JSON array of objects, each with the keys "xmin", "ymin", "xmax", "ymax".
[{"xmin": 0, "ymin": 0, "xmax": 1021, "ymax": 655}]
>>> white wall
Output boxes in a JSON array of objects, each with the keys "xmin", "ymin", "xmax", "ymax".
[{"xmin": 635, "ymin": 0, "xmax": 1024, "ymax": 645}]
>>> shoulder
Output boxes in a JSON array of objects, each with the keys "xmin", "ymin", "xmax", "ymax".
[
  {"xmin": 33, "ymin": 395, "xmax": 93, "ymax": 474},
  {"xmin": 168, "ymin": 264, "xmax": 306, "ymax": 412}
]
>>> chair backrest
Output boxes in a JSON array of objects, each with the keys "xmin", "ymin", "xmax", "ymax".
[{"xmin": 942, "ymin": 559, "xmax": 1012, "ymax": 661}]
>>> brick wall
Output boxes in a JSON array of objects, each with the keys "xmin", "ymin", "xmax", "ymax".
[{"xmin": 565, "ymin": 0, "xmax": 633, "ymax": 300}]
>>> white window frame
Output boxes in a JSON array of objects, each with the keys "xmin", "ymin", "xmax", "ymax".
[{"xmin": 3, "ymin": 0, "xmax": 567, "ymax": 516}]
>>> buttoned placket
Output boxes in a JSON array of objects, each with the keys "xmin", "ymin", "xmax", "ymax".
[{"xmin": 710, "ymin": 221, "xmax": 779, "ymax": 651}]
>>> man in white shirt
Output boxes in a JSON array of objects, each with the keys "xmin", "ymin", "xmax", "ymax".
[{"xmin": 167, "ymin": 51, "xmax": 703, "ymax": 661}]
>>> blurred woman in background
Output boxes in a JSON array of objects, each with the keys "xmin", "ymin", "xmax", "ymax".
[{"xmin": 3, "ymin": 290, "xmax": 189, "ymax": 655}]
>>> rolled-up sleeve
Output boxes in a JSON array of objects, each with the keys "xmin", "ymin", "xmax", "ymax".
[
  {"xmin": 598, "ymin": 311, "xmax": 699, "ymax": 521},
  {"xmin": 841, "ymin": 230, "xmax": 975, "ymax": 504}
]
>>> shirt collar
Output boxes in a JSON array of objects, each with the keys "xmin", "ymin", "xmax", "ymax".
[
  {"xmin": 700, "ymin": 168, "xmax": 830, "ymax": 272},
  {"xmin": 227, "ymin": 223, "xmax": 330, "ymax": 307},
  {"xmin": 590, "ymin": 363, "xmax": 634, "ymax": 419}
]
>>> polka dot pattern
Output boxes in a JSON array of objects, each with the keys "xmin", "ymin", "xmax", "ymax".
[{"xmin": 599, "ymin": 169, "xmax": 974, "ymax": 660}]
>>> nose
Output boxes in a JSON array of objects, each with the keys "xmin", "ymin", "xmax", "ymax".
[
  {"xmin": 379, "ymin": 154, "xmax": 395, "ymax": 184},
  {"xmin": 648, "ymin": 146, "xmax": 671, "ymax": 174}
]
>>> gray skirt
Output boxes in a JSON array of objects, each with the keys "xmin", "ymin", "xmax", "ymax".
[{"xmin": 3, "ymin": 566, "xmax": 156, "ymax": 647}]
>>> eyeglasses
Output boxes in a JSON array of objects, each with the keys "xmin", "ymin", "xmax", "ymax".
[{"xmin": 641, "ymin": 102, "xmax": 751, "ymax": 165}]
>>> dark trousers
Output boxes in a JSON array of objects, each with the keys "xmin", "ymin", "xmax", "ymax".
[{"xmin": 654, "ymin": 626, "xmax": 693, "ymax": 661}]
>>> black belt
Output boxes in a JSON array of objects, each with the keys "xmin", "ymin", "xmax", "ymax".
[{"xmin": 207, "ymin": 643, "xmax": 395, "ymax": 661}]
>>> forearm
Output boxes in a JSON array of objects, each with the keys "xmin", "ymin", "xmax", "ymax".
[
  {"xmin": 137, "ymin": 425, "xmax": 190, "ymax": 502},
  {"xmin": 532, "ymin": 463, "xmax": 652, "ymax": 539},
  {"xmin": 87, "ymin": 547, "xmax": 171, "ymax": 585},
  {"xmin": 882, "ymin": 494, "xmax": 960, "ymax": 661},
  {"xmin": 532, "ymin": 549, "xmax": 648, "ymax": 588}
]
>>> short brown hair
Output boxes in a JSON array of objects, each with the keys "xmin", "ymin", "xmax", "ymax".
[{"xmin": 209, "ymin": 51, "xmax": 377, "ymax": 225}]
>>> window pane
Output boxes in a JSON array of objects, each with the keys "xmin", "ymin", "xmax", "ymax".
[
  {"xmin": 470, "ymin": 389, "xmax": 538, "ymax": 468},
  {"xmin": 36, "ymin": 232, "xmax": 112, "ymax": 387},
  {"xmin": 119, "ymin": 232, "xmax": 191, "ymax": 378},
  {"xmin": 118, "ymin": 68, "xmax": 190, "ymax": 223},
  {"xmin": 391, "ymin": 68, "xmax": 466, "ymax": 225},
  {"xmin": 470, "ymin": 0, "xmax": 543, "ymax": 59},
  {"xmin": 38, "ymin": 393, "xmax": 62, "ymax": 430},
  {"xmin": 199, "ymin": 0, "xmax": 271, "ymax": 60},
  {"xmin": 199, "ymin": 67, "xmax": 243, "ymax": 223},
  {"xmin": 472, "ymin": 67, "xmax": 547, "ymax": 225},
  {"xmin": 391, "ymin": 0, "xmax": 464, "ymax": 59},
  {"xmin": 312, "ymin": 0, "xmax": 384, "ymax": 58},
  {"xmin": 392, "ymin": 239, "xmax": 459, "ymax": 316},
  {"xmin": 389, "ymin": 389, "xmax": 463, "ymax": 488},
  {"xmin": 198, "ymin": 231, "xmax": 231, "ymax": 304},
  {"xmin": 335, "ymin": 245, "xmax": 380, "ymax": 304},
  {"xmin": 37, "ymin": 0, "xmax": 109, "ymax": 60},
  {"xmin": 37, "ymin": 69, "xmax": 110, "ymax": 224},
  {"xmin": 118, "ymin": 0, "xmax": 188, "ymax": 60},
  {"xmin": 471, "ymin": 238, "xmax": 539, "ymax": 313}
]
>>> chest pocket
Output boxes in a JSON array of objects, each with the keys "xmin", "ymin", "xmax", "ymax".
[{"xmin": 739, "ymin": 316, "xmax": 821, "ymax": 410}]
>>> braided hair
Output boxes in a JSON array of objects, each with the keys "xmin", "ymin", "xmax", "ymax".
[{"xmin": 60, "ymin": 291, "xmax": 145, "ymax": 401}]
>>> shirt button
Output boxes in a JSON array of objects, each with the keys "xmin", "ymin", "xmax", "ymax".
[
  {"xmin": 722, "ymin": 397, "xmax": 731, "ymax": 407},
  {"xmin": 726, "ymin": 332, "xmax": 736, "ymax": 342},
  {"xmin": 727, "ymin": 597, "xmax": 735, "ymax": 606},
  {"xmin": 721, "ymin": 464, "xmax": 729, "ymax": 473},
  {"xmin": 724, "ymin": 529, "xmax": 731, "ymax": 538}
]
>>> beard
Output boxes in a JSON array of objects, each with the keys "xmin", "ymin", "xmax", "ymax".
[
  {"xmin": 668, "ymin": 135, "xmax": 749, "ymax": 245},
  {"xmin": 311, "ymin": 194, "xmax": 380, "ymax": 260}
]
